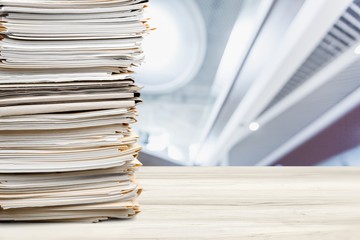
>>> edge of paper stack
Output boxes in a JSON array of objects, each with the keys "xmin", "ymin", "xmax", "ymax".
[{"xmin": 0, "ymin": 0, "xmax": 149, "ymax": 222}]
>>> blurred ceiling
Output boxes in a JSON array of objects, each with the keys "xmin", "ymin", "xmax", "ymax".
[{"xmin": 136, "ymin": 0, "xmax": 360, "ymax": 166}]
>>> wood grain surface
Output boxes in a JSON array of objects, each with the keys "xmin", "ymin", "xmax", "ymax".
[{"xmin": 1, "ymin": 167, "xmax": 360, "ymax": 240}]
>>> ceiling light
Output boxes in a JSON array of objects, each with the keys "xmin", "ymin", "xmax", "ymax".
[
  {"xmin": 355, "ymin": 45, "xmax": 360, "ymax": 55},
  {"xmin": 249, "ymin": 122, "xmax": 260, "ymax": 131},
  {"xmin": 136, "ymin": 0, "xmax": 206, "ymax": 94}
]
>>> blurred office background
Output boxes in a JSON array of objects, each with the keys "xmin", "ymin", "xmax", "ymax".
[{"xmin": 134, "ymin": 0, "xmax": 360, "ymax": 166}]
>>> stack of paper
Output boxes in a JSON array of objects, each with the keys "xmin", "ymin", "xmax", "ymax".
[{"xmin": 0, "ymin": 0, "xmax": 149, "ymax": 222}]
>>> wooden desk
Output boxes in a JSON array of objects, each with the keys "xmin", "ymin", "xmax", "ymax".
[{"xmin": 1, "ymin": 167, "xmax": 360, "ymax": 240}]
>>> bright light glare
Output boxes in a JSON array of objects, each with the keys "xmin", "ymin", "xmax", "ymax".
[
  {"xmin": 249, "ymin": 122, "xmax": 260, "ymax": 131},
  {"xmin": 355, "ymin": 45, "xmax": 360, "ymax": 55},
  {"xmin": 135, "ymin": 0, "xmax": 206, "ymax": 93},
  {"xmin": 146, "ymin": 133, "xmax": 169, "ymax": 152}
]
